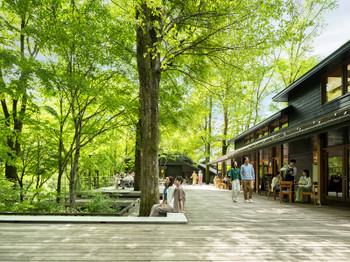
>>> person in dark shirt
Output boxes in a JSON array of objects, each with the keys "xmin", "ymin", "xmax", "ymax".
[{"xmin": 228, "ymin": 161, "xmax": 241, "ymax": 202}]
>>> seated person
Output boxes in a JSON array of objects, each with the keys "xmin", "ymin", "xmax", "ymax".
[
  {"xmin": 121, "ymin": 172, "xmax": 132, "ymax": 188},
  {"xmin": 271, "ymin": 172, "xmax": 282, "ymax": 192},
  {"xmin": 130, "ymin": 171, "xmax": 135, "ymax": 182},
  {"xmin": 295, "ymin": 169, "xmax": 312, "ymax": 202},
  {"xmin": 115, "ymin": 172, "xmax": 121, "ymax": 189},
  {"xmin": 223, "ymin": 175, "xmax": 228, "ymax": 184},
  {"xmin": 151, "ymin": 176, "xmax": 186, "ymax": 217},
  {"xmin": 149, "ymin": 176, "xmax": 174, "ymax": 215}
]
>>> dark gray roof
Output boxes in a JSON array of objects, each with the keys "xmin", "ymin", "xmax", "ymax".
[
  {"xmin": 210, "ymin": 104, "xmax": 350, "ymax": 164},
  {"xmin": 228, "ymin": 106, "xmax": 292, "ymax": 145},
  {"xmin": 197, "ymin": 163, "xmax": 218, "ymax": 175},
  {"xmin": 273, "ymin": 40, "xmax": 350, "ymax": 102}
]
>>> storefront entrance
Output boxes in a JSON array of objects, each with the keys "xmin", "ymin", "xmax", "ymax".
[{"xmin": 324, "ymin": 146, "xmax": 350, "ymax": 203}]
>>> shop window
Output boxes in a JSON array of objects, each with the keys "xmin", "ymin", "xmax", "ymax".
[
  {"xmin": 255, "ymin": 127, "xmax": 268, "ymax": 139},
  {"xmin": 244, "ymin": 135, "xmax": 254, "ymax": 144},
  {"xmin": 325, "ymin": 66, "xmax": 343, "ymax": 102},
  {"xmin": 270, "ymin": 122, "xmax": 279, "ymax": 133},
  {"xmin": 323, "ymin": 62, "xmax": 350, "ymax": 104},
  {"xmin": 270, "ymin": 117, "xmax": 288, "ymax": 133}
]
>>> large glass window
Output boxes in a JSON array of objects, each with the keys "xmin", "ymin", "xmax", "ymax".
[
  {"xmin": 327, "ymin": 151, "xmax": 343, "ymax": 198},
  {"xmin": 325, "ymin": 67, "xmax": 343, "ymax": 102}
]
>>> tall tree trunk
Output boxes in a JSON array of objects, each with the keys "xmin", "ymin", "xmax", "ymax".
[
  {"xmin": 221, "ymin": 104, "xmax": 228, "ymax": 178},
  {"xmin": 134, "ymin": 119, "xmax": 142, "ymax": 191},
  {"xmin": 3, "ymin": 17, "xmax": 27, "ymax": 182},
  {"xmin": 205, "ymin": 98, "xmax": 212, "ymax": 185},
  {"xmin": 69, "ymin": 131, "xmax": 81, "ymax": 208},
  {"xmin": 222, "ymin": 104, "xmax": 228, "ymax": 156},
  {"xmin": 69, "ymin": 94, "xmax": 81, "ymax": 208},
  {"xmin": 136, "ymin": 2, "xmax": 162, "ymax": 216},
  {"xmin": 56, "ymin": 98, "xmax": 64, "ymax": 203}
]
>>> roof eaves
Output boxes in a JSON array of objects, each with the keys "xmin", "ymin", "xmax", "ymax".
[
  {"xmin": 227, "ymin": 106, "xmax": 291, "ymax": 145},
  {"xmin": 211, "ymin": 105, "xmax": 350, "ymax": 165}
]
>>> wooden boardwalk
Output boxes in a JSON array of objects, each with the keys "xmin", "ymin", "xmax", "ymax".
[{"xmin": 1, "ymin": 186, "xmax": 350, "ymax": 261}]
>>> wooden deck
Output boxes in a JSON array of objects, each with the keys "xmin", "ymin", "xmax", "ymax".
[{"xmin": 1, "ymin": 186, "xmax": 350, "ymax": 261}]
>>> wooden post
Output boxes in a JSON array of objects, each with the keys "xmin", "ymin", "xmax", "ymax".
[
  {"xmin": 317, "ymin": 135, "xmax": 323, "ymax": 205},
  {"xmin": 280, "ymin": 144, "xmax": 284, "ymax": 172},
  {"xmin": 255, "ymin": 151, "xmax": 258, "ymax": 192}
]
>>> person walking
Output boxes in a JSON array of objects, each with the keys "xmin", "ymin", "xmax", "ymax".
[
  {"xmin": 190, "ymin": 171, "xmax": 198, "ymax": 186},
  {"xmin": 241, "ymin": 157, "xmax": 255, "ymax": 203},
  {"xmin": 198, "ymin": 170, "xmax": 203, "ymax": 186},
  {"xmin": 228, "ymin": 161, "xmax": 241, "ymax": 202}
]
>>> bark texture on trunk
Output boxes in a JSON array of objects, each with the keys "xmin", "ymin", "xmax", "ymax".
[
  {"xmin": 56, "ymin": 98, "xmax": 64, "ymax": 203},
  {"xmin": 221, "ymin": 104, "xmax": 228, "ymax": 179},
  {"xmin": 134, "ymin": 119, "xmax": 142, "ymax": 191},
  {"xmin": 2, "ymin": 17, "xmax": 28, "ymax": 182},
  {"xmin": 205, "ymin": 98, "xmax": 212, "ymax": 184},
  {"xmin": 136, "ymin": 2, "xmax": 161, "ymax": 216},
  {"xmin": 69, "ymin": 131, "xmax": 80, "ymax": 208},
  {"xmin": 222, "ymin": 105, "xmax": 228, "ymax": 156}
]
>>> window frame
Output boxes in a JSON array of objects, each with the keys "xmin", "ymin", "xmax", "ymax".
[{"xmin": 322, "ymin": 61, "xmax": 350, "ymax": 104}]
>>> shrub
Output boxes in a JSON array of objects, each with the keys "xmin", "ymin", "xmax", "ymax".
[{"xmin": 81, "ymin": 191, "xmax": 118, "ymax": 213}]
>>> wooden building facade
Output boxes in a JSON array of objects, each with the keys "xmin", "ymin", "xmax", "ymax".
[
  {"xmin": 159, "ymin": 153, "xmax": 217, "ymax": 184},
  {"xmin": 211, "ymin": 40, "xmax": 350, "ymax": 205}
]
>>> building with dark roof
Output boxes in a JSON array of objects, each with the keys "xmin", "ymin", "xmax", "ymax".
[
  {"xmin": 210, "ymin": 40, "xmax": 350, "ymax": 205},
  {"xmin": 159, "ymin": 153, "xmax": 217, "ymax": 184}
]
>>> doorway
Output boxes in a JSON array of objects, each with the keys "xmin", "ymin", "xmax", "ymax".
[{"xmin": 324, "ymin": 147, "xmax": 350, "ymax": 202}]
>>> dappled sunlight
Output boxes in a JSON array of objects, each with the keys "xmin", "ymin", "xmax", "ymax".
[{"xmin": 1, "ymin": 188, "xmax": 350, "ymax": 261}]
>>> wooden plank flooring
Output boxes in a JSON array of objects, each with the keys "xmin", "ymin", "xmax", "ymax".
[{"xmin": 1, "ymin": 186, "xmax": 350, "ymax": 261}]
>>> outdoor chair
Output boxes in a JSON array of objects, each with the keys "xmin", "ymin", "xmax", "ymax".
[
  {"xmin": 218, "ymin": 182, "xmax": 227, "ymax": 189},
  {"xmin": 280, "ymin": 181, "xmax": 293, "ymax": 204},
  {"xmin": 301, "ymin": 181, "xmax": 317, "ymax": 205},
  {"xmin": 267, "ymin": 180, "xmax": 277, "ymax": 200},
  {"xmin": 214, "ymin": 179, "xmax": 221, "ymax": 189}
]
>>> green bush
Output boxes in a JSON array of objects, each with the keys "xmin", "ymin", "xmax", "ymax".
[
  {"xmin": 29, "ymin": 190, "xmax": 64, "ymax": 213},
  {"xmin": 81, "ymin": 191, "xmax": 118, "ymax": 213},
  {"xmin": 0, "ymin": 176, "xmax": 21, "ymax": 212}
]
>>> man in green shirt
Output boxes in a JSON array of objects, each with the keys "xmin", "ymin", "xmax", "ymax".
[{"xmin": 228, "ymin": 161, "xmax": 241, "ymax": 202}]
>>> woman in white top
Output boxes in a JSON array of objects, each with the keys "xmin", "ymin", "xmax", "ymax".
[
  {"xmin": 295, "ymin": 169, "xmax": 312, "ymax": 202},
  {"xmin": 149, "ymin": 176, "xmax": 174, "ymax": 216},
  {"xmin": 271, "ymin": 172, "xmax": 282, "ymax": 191}
]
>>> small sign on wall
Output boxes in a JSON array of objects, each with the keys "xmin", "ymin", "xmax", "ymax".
[{"xmin": 313, "ymin": 151, "xmax": 318, "ymax": 165}]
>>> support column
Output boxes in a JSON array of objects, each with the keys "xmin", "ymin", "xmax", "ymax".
[{"xmin": 317, "ymin": 135, "xmax": 323, "ymax": 205}]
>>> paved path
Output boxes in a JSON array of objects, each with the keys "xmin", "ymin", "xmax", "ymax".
[{"xmin": 1, "ymin": 186, "xmax": 350, "ymax": 261}]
